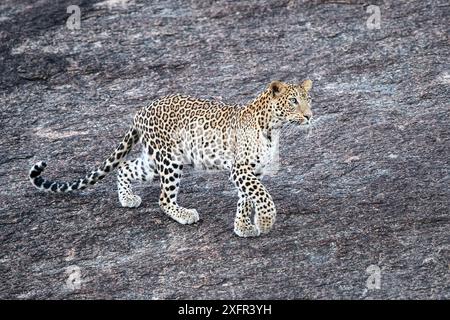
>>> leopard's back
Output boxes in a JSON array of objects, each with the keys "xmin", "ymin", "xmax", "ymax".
[{"xmin": 134, "ymin": 94, "xmax": 242, "ymax": 170}]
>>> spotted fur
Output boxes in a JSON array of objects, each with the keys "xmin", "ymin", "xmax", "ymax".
[{"xmin": 29, "ymin": 80, "xmax": 313, "ymax": 237}]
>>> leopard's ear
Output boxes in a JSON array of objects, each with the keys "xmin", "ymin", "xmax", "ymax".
[
  {"xmin": 269, "ymin": 80, "xmax": 286, "ymax": 97},
  {"xmin": 300, "ymin": 79, "xmax": 313, "ymax": 92}
]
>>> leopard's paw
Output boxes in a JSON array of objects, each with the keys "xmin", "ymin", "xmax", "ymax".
[
  {"xmin": 172, "ymin": 208, "xmax": 200, "ymax": 225},
  {"xmin": 234, "ymin": 224, "xmax": 261, "ymax": 237},
  {"xmin": 119, "ymin": 195, "xmax": 142, "ymax": 208}
]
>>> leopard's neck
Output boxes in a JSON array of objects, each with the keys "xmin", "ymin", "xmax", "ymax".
[{"xmin": 240, "ymin": 89, "xmax": 280, "ymax": 131}]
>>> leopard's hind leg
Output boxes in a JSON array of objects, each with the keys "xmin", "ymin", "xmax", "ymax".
[{"xmin": 117, "ymin": 155, "xmax": 155, "ymax": 208}]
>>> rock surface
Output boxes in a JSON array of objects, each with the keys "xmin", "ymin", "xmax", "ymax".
[{"xmin": 0, "ymin": 0, "xmax": 449, "ymax": 299}]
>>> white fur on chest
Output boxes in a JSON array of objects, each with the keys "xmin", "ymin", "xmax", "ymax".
[{"xmin": 256, "ymin": 129, "xmax": 280, "ymax": 177}]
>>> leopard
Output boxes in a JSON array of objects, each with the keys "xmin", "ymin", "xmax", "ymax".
[{"xmin": 29, "ymin": 79, "xmax": 313, "ymax": 237}]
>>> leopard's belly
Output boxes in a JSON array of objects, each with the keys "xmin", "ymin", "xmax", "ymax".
[{"xmin": 176, "ymin": 124, "xmax": 236, "ymax": 171}]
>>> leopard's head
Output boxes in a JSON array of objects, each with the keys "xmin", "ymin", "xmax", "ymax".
[{"xmin": 268, "ymin": 80, "xmax": 313, "ymax": 125}]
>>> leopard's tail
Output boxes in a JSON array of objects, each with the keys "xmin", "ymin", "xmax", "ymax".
[{"xmin": 29, "ymin": 126, "xmax": 140, "ymax": 193}]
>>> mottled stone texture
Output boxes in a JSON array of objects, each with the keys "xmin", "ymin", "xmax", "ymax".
[{"xmin": 0, "ymin": 0, "xmax": 449, "ymax": 299}]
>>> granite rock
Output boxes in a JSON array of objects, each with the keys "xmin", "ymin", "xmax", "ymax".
[{"xmin": 0, "ymin": 0, "xmax": 449, "ymax": 299}]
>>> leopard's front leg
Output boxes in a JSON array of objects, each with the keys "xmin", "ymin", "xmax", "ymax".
[
  {"xmin": 231, "ymin": 164, "xmax": 276, "ymax": 237},
  {"xmin": 234, "ymin": 196, "xmax": 260, "ymax": 237}
]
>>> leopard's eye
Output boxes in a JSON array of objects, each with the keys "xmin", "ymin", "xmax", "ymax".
[{"xmin": 289, "ymin": 97, "xmax": 298, "ymax": 104}]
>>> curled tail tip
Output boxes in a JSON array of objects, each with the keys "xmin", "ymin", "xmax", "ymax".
[
  {"xmin": 38, "ymin": 161, "xmax": 47, "ymax": 168},
  {"xmin": 30, "ymin": 161, "xmax": 47, "ymax": 178},
  {"xmin": 29, "ymin": 162, "xmax": 48, "ymax": 191},
  {"xmin": 36, "ymin": 161, "xmax": 47, "ymax": 169}
]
